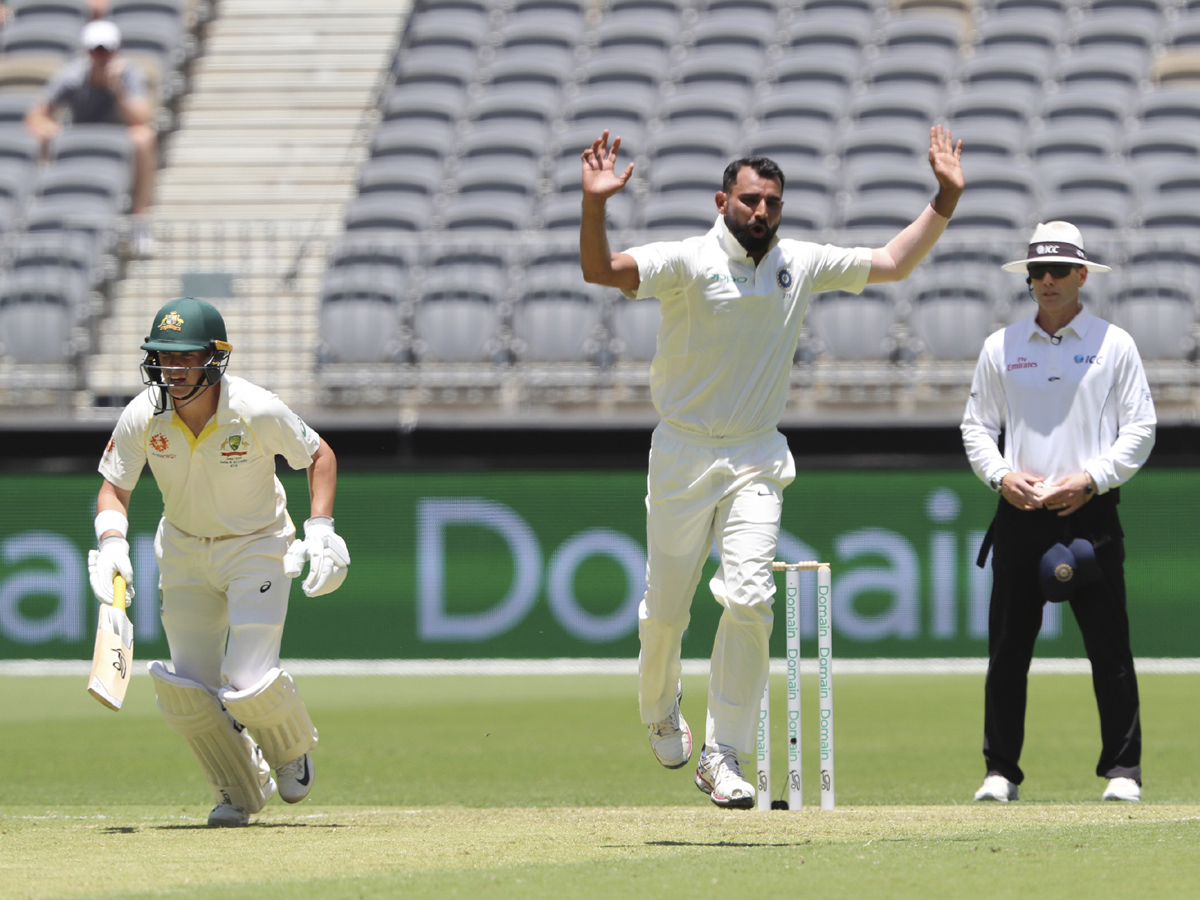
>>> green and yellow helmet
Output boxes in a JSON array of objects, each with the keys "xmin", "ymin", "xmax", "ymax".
[{"xmin": 140, "ymin": 298, "xmax": 232, "ymax": 411}]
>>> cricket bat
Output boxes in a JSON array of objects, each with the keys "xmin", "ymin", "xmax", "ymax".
[{"xmin": 87, "ymin": 575, "xmax": 133, "ymax": 711}]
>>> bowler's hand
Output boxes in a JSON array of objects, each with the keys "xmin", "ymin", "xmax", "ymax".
[
  {"xmin": 928, "ymin": 125, "xmax": 963, "ymax": 217},
  {"xmin": 1039, "ymin": 472, "xmax": 1095, "ymax": 517},
  {"xmin": 581, "ymin": 130, "xmax": 634, "ymax": 201},
  {"xmin": 999, "ymin": 472, "xmax": 1045, "ymax": 511}
]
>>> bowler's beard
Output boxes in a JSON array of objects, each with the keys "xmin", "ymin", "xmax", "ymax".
[{"xmin": 725, "ymin": 211, "xmax": 778, "ymax": 256}]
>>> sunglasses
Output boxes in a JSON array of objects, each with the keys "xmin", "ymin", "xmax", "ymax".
[{"xmin": 1027, "ymin": 263, "xmax": 1077, "ymax": 280}]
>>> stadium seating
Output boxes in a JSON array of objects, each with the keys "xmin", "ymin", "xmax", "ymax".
[
  {"xmin": 304, "ymin": 0, "xmax": 1200, "ymax": 408},
  {"xmin": 5, "ymin": 0, "xmax": 1200, "ymax": 419},
  {"xmin": 0, "ymin": 0, "xmax": 198, "ymax": 380}
]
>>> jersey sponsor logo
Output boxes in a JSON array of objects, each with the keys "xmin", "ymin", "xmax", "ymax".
[
  {"xmin": 776, "ymin": 266, "xmax": 792, "ymax": 288},
  {"xmin": 1006, "ymin": 357, "xmax": 1038, "ymax": 371},
  {"xmin": 1074, "ymin": 354, "xmax": 1102, "ymax": 365},
  {"xmin": 259, "ymin": 581, "xmax": 272, "ymax": 593},
  {"xmin": 103, "ymin": 437, "xmax": 115, "ymax": 458},
  {"xmin": 149, "ymin": 432, "xmax": 176, "ymax": 459},
  {"xmin": 705, "ymin": 272, "xmax": 748, "ymax": 284},
  {"xmin": 157, "ymin": 311, "xmax": 185, "ymax": 332}
]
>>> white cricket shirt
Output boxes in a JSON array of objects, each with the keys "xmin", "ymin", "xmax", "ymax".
[
  {"xmin": 99, "ymin": 375, "xmax": 322, "ymax": 537},
  {"xmin": 961, "ymin": 306, "xmax": 1156, "ymax": 493},
  {"xmin": 624, "ymin": 215, "xmax": 871, "ymax": 438}
]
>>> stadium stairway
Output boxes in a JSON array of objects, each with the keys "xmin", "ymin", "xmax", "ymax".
[{"xmin": 85, "ymin": 0, "xmax": 409, "ymax": 405}]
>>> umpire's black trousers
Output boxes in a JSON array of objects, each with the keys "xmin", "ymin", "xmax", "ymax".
[{"xmin": 982, "ymin": 491, "xmax": 1141, "ymax": 785}]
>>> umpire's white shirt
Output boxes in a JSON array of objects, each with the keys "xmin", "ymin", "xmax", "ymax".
[
  {"xmin": 99, "ymin": 375, "xmax": 321, "ymax": 536},
  {"xmin": 961, "ymin": 306, "xmax": 1156, "ymax": 492},
  {"xmin": 624, "ymin": 215, "xmax": 871, "ymax": 438}
]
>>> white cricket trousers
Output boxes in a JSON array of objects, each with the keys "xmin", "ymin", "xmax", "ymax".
[
  {"xmin": 638, "ymin": 421, "xmax": 795, "ymax": 756},
  {"xmin": 155, "ymin": 517, "xmax": 295, "ymax": 693}
]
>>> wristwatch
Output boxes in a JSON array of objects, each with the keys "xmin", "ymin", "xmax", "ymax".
[{"xmin": 989, "ymin": 474, "xmax": 1006, "ymax": 493}]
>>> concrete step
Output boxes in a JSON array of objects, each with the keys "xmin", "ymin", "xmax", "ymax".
[
  {"xmin": 205, "ymin": 31, "xmax": 398, "ymax": 51},
  {"xmin": 149, "ymin": 204, "xmax": 347, "ymax": 218},
  {"xmin": 165, "ymin": 145, "xmax": 362, "ymax": 165},
  {"xmin": 156, "ymin": 184, "xmax": 355, "ymax": 204},
  {"xmin": 193, "ymin": 57, "xmax": 387, "ymax": 75},
  {"xmin": 162, "ymin": 163, "xmax": 355, "ymax": 181},
  {"xmin": 176, "ymin": 107, "xmax": 369, "ymax": 126},
  {"xmin": 181, "ymin": 90, "xmax": 374, "ymax": 108}
]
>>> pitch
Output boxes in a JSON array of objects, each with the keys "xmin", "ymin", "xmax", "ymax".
[{"xmin": 2, "ymin": 672, "xmax": 1198, "ymax": 899}]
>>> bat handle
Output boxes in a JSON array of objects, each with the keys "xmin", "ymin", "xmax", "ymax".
[{"xmin": 112, "ymin": 575, "xmax": 127, "ymax": 612}]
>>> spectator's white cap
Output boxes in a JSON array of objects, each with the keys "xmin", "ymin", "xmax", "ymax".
[{"xmin": 82, "ymin": 20, "xmax": 122, "ymax": 51}]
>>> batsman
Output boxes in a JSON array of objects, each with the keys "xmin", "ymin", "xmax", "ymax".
[{"xmin": 89, "ymin": 297, "xmax": 350, "ymax": 827}]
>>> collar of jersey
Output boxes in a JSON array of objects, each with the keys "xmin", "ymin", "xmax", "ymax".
[
  {"xmin": 710, "ymin": 215, "xmax": 780, "ymax": 262},
  {"xmin": 1023, "ymin": 304, "xmax": 1095, "ymax": 344}
]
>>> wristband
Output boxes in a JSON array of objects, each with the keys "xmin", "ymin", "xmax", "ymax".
[{"xmin": 94, "ymin": 509, "xmax": 129, "ymax": 542}]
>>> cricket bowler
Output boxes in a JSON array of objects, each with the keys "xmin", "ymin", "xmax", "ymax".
[
  {"xmin": 89, "ymin": 297, "xmax": 350, "ymax": 826},
  {"xmin": 580, "ymin": 127, "xmax": 964, "ymax": 808}
]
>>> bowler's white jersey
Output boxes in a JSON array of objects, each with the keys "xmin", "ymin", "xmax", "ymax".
[{"xmin": 624, "ymin": 216, "xmax": 871, "ymax": 438}]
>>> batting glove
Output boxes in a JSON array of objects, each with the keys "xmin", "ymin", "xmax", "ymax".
[
  {"xmin": 87, "ymin": 535, "xmax": 135, "ymax": 605},
  {"xmin": 283, "ymin": 516, "xmax": 350, "ymax": 597}
]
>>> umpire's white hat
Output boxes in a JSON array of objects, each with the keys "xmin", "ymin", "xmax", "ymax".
[{"xmin": 1001, "ymin": 221, "xmax": 1111, "ymax": 274}]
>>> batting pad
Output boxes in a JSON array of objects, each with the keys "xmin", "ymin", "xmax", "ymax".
[
  {"xmin": 219, "ymin": 668, "xmax": 318, "ymax": 768},
  {"xmin": 148, "ymin": 661, "xmax": 276, "ymax": 813}
]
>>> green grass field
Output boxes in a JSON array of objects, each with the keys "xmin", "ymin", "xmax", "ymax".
[{"xmin": 3, "ymin": 671, "xmax": 1198, "ymax": 899}]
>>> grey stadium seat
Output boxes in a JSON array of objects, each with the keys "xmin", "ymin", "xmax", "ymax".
[
  {"xmin": 382, "ymin": 83, "xmax": 470, "ymax": 126},
  {"xmin": 511, "ymin": 292, "xmax": 604, "ymax": 364},
  {"xmin": 805, "ymin": 287, "xmax": 899, "ymax": 361},
  {"xmin": 1109, "ymin": 281, "xmax": 1197, "ymax": 361},
  {"xmin": 772, "ymin": 47, "xmax": 863, "ymax": 94},
  {"xmin": 1025, "ymin": 123, "xmax": 1119, "ymax": 165},
  {"xmin": 957, "ymin": 48, "xmax": 1052, "ymax": 107},
  {"xmin": 357, "ymin": 155, "xmax": 442, "ymax": 201},
  {"xmin": 0, "ymin": 18, "xmax": 80, "ymax": 57},
  {"xmin": 0, "ymin": 290, "xmax": 75, "ymax": 364},
  {"xmin": 850, "ymin": 85, "xmax": 943, "ymax": 129},
  {"xmin": 318, "ymin": 281, "xmax": 406, "ymax": 365},
  {"xmin": 411, "ymin": 298, "xmax": 504, "ymax": 364},
  {"xmin": 906, "ymin": 277, "xmax": 998, "ymax": 361},
  {"xmin": 441, "ymin": 191, "xmax": 535, "ymax": 233},
  {"xmin": 343, "ymin": 193, "xmax": 435, "ymax": 234},
  {"xmin": 974, "ymin": 9, "xmax": 1064, "ymax": 55},
  {"xmin": 1038, "ymin": 192, "xmax": 1133, "ymax": 233},
  {"xmin": 403, "ymin": 2, "xmax": 494, "ymax": 50},
  {"xmin": 753, "ymin": 84, "xmax": 848, "ymax": 131}
]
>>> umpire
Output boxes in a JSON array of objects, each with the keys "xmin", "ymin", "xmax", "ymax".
[{"xmin": 961, "ymin": 221, "xmax": 1156, "ymax": 803}]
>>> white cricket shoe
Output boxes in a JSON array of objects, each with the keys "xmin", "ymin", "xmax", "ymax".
[
  {"xmin": 208, "ymin": 802, "xmax": 250, "ymax": 827},
  {"xmin": 647, "ymin": 687, "xmax": 692, "ymax": 769},
  {"xmin": 277, "ymin": 753, "xmax": 315, "ymax": 803},
  {"xmin": 694, "ymin": 745, "xmax": 755, "ymax": 809},
  {"xmin": 974, "ymin": 773, "xmax": 1019, "ymax": 802},
  {"xmin": 1102, "ymin": 777, "xmax": 1141, "ymax": 802}
]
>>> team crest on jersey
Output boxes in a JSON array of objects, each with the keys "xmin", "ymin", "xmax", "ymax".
[
  {"xmin": 220, "ymin": 434, "xmax": 249, "ymax": 457},
  {"xmin": 157, "ymin": 311, "xmax": 184, "ymax": 332},
  {"xmin": 776, "ymin": 266, "xmax": 792, "ymax": 289}
]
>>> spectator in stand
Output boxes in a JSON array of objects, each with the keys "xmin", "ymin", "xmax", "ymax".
[{"xmin": 24, "ymin": 19, "xmax": 157, "ymax": 256}]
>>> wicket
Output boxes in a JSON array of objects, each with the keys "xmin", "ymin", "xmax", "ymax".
[{"xmin": 756, "ymin": 561, "xmax": 834, "ymax": 811}]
